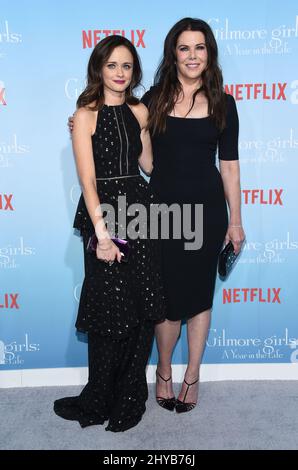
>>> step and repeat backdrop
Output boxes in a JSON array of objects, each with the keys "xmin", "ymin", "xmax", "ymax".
[{"xmin": 1, "ymin": 0, "xmax": 298, "ymax": 375}]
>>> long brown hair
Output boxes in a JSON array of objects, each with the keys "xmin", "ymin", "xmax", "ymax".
[
  {"xmin": 77, "ymin": 35, "xmax": 142, "ymax": 110},
  {"xmin": 147, "ymin": 18, "xmax": 226, "ymax": 134}
]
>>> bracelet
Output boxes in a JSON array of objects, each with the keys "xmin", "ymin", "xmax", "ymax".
[{"xmin": 229, "ymin": 224, "xmax": 242, "ymax": 228}]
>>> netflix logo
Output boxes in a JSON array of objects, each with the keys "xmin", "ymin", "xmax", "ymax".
[
  {"xmin": 0, "ymin": 293, "xmax": 19, "ymax": 309},
  {"xmin": 0, "ymin": 194, "xmax": 14, "ymax": 210},
  {"xmin": 242, "ymin": 189, "xmax": 283, "ymax": 205},
  {"xmin": 225, "ymin": 82, "xmax": 287, "ymax": 100},
  {"xmin": 223, "ymin": 288, "xmax": 281, "ymax": 304},
  {"xmin": 82, "ymin": 29, "xmax": 146, "ymax": 49}
]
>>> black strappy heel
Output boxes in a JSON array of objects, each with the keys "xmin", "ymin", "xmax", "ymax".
[
  {"xmin": 175, "ymin": 378, "xmax": 198, "ymax": 413},
  {"xmin": 156, "ymin": 371, "xmax": 176, "ymax": 411}
]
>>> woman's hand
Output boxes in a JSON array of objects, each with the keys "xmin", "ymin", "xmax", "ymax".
[
  {"xmin": 224, "ymin": 225, "xmax": 245, "ymax": 255},
  {"xmin": 96, "ymin": 239, "xmax": 122, "ymax": 264}
]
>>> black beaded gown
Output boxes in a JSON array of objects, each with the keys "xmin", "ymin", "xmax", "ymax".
[
  {"xmin": 141, "ymin": 88, "xmax": 239, "ymax": 321},
  {"xmin": 54, "ymin": 103, "xmax": 166, "ymax": 432}
]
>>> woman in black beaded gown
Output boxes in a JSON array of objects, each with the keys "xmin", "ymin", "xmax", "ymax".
[{"xmin": 53, "ymin": 36, "xmax": 166, "ymax": 432}]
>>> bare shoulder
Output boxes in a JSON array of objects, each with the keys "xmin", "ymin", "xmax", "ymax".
[
  {"xmin": 73, "ymin": 104, "xmax": 97, "ymax": 132},
  {"xmin": 128, "ymin": 102, "xmax": 149, "ymax": 129}
]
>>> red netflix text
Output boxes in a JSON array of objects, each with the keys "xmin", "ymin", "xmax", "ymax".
[
  {"xmin": 0, "ymin": 293, "xmax": 19, "ymax": 309},
  {"xmin": 0, "ymin": 87, "xmax": 6, "ymax": 105},
  {"xmin": 82, "ymin": 29, "xmax": 146, "ymax": 49},
  {"xmin": 223, "ymin": 288, "xmax": 281, "ymax": 304},
  {"xmin": 225, "ymin": 83, "xmax": 287, "ymax": 100},
  {"xmin": 0, "ymin": 194, "xmax": 14, "ymax": 210},
  {"xmin": 242, "ymin": 189, "xmax": 283, "ymax": 205}
]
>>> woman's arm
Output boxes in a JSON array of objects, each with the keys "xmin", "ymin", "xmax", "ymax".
[
  {"xmin": 72, "ymin": 108, "xmax": 121, "ymax": 261},
  {"xmin": 218, "ymin": 95, "xmax": 245, "ymax": 253},
  {"xmin": 130, "ymin": 103, "xmax": 153, "ymax": 175},
  {"xmin": 72, "ymin": 108, "xmax": 103, "ymax": 231},
  {"xmin": 219, "ymin": 159, "xmax": 245, "ymax": 253},
  {"xmin": 139, "ymin": 127, "xmax": 153, "ymax": 175}
]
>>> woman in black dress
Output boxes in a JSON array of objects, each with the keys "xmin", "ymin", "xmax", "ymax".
[
  {"xmin": 54, "ymin": 36, "xmax": 165, "ymax": 432},
  {"xmin": 142, "ymin": 18, "xmax": 245, "ymax": 412}
]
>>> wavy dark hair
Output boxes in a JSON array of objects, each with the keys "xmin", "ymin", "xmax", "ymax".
[
  {"xmin": 148, "ymin": 18, "xmax": 226, "ymax": 134},
  {"xmin": 77, "ymin": 35, "xmax": 142, "ymax": 110}
]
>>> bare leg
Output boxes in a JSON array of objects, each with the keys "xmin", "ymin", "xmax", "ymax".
[
  {"xmin": 177, "ymin": 309, "xmax": 211, "ymax": 403},
  {"xmin": 155, "ymin": 319, "xmax": 181, "ymax": 398}
]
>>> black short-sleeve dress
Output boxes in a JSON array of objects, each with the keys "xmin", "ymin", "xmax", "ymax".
[{"xmin": 141, "ymin": 88, "xmax": 239, "ymax": 321}]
